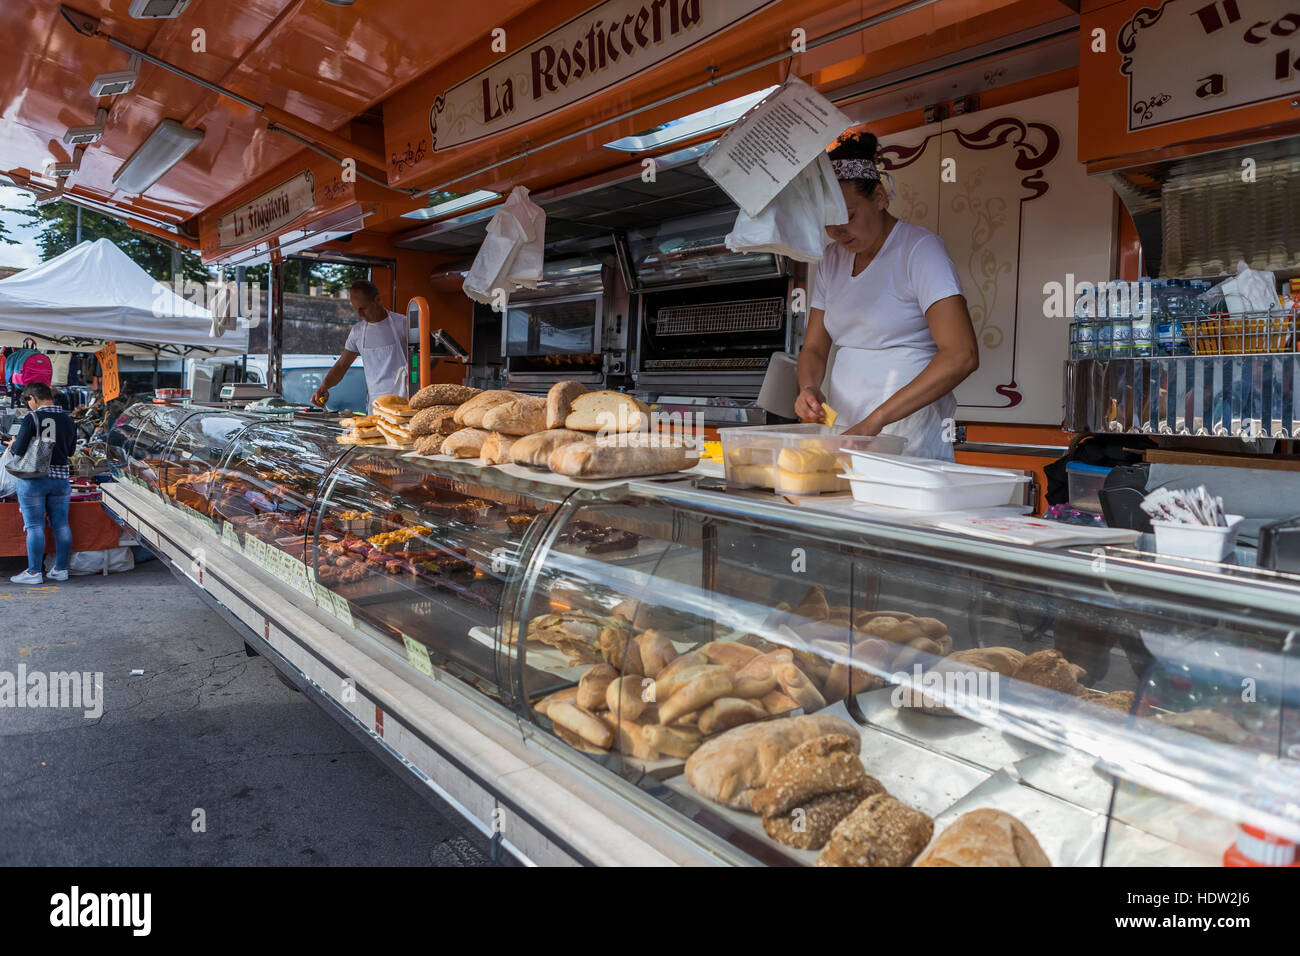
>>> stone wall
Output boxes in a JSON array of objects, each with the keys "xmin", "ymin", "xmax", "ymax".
[{"xmin": 245, "ymin": 290, "xmax": 357, "ymax": 355}]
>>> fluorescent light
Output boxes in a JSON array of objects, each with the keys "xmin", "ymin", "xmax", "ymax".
[
  {"xmin": 112, "ymin": 119, "xmax": 204, "ymax": 194},
  {"xmin": 401, "ymin": 189, "xmax": 501, "ymax": 221},
  {"xmin": 603, "ymin": 87, "xmax": 777, "ymax": 152},
  {"xmin": 129, "ymin": 0, "xmax": 192, "ymax": 18}
]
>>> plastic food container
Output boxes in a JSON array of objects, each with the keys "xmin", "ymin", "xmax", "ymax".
[
  {"xmin": 1151, "ymin": 515, "xmax": 1244, "ymax": 561},
  {"xmin": 839, "ymin": 452, "xmax": 1030, "ymax": 511},
  {"xmin": 1066, "ymin": 461, "xmax": 1112, "ymax": 513},
  {"xmin": 721, "ymin": 424, "xmax": 906, "ymax": 495}
]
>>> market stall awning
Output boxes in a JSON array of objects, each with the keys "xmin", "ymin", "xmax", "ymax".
[{"xmin": 0, "ymin": 237, "xmax": 247, "ymax": 357}]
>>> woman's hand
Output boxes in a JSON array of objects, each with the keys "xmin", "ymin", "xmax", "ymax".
[
  {"xmin": 842, "ymin": 411, "xmax": 885, "ymax": 437},
  {"xmin": 795, "ymin": 386, "xmax": 828, "ymax": 422}
]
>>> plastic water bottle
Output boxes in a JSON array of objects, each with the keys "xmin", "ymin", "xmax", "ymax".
[
  {"xmin": 1132, "ymin": 279, "xmax": 1156, "ymax": 356},
  {"xmin": 1072, "ymin": 289, "xmax": 1096, "ymax": 358},
  {"xmin": 1108, "ymin": 281, "xmax": 1133, "ymax": 358}
]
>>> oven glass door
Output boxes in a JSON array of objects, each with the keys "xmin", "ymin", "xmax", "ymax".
[{"xmin": 502, "ymin": 297, "xmax": 601, "ymax": 357}]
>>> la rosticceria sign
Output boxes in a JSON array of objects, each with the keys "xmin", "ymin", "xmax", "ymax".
[{"xmin": 430, "ymin": 0, "xmax": 779, "ymax": 151}]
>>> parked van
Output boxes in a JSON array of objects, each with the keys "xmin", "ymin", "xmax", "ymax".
[{"xmin": 242, "ymin": 354, "xmax": 368, "ymax": 413}]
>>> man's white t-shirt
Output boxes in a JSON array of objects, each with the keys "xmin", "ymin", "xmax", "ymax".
[{"xmin": 345, "ymin": 310, "xmax": 409, "ymax": 411}]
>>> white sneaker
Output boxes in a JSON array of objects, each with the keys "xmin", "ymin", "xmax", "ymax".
[
  {"xmin": 46, "ymin": 569, "xmax": 68, "ymax": 582},
  {"xmin": 10, "ymin": 570, "xmax": 43, "ymax": 585}
]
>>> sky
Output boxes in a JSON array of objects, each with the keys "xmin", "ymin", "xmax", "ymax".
[{"xmin": 0, "ymin": 184, "xmax": 45, "ymax": 269}]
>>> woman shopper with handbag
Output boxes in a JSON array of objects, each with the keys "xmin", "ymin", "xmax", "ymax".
[{"xmin": 6, "ymin": 383, "xmax": 76, "ymax": 585}]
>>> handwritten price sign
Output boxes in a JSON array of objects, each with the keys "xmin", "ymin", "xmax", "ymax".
[{"xmin": 95, "ymin": 341, "xmax": 120, "ymax": 401}]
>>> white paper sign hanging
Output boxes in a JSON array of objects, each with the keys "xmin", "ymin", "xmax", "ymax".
[{"xmin": 699, "ymin": 76, "xmax": 853, "ymax": 218}]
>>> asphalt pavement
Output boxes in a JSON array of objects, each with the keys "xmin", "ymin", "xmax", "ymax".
[{"xmin": 0, "ymin": 551, "xmax": 500, "ymax": 866}]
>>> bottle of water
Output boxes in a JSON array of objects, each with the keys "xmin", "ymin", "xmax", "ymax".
[
  {"xmin": 1108, "ymin": 281, "xmax": 1133, "ymax": 358},
  {"xmin": 1132, "ymin": 278, "xmax": 1156, "ymax": 356},
  {"xmin": 1161, "ymin": 279, "xmax": 1197, "ymax": 356},
  {"xmin": 1072, "ymin": 287, "xmax": 1096, "ymax": 358}
]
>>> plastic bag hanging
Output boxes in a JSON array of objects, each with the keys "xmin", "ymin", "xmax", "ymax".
[
  {"xmin": 462, "ymin": 186, "xmax": 547, "ymax": 306},
  {"xmin": 723, "ymin": 152, "xmax": 848, "ymax": 263}
]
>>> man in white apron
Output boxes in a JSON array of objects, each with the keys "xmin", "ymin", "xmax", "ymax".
[{"xmin": 312, "ymin": 280, "xmax": 410, "ymax": 413}]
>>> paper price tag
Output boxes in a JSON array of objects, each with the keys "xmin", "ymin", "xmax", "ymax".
[
  {"xmin": 331, "ymin": 593, "xmax": 353, "ymax": 627},
  {"xmin": 402, "ymin": 635, "xmax": 434, "ymax": 677}
]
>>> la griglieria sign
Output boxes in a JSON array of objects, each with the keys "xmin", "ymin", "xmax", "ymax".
[
  {"xmin": 429, "ymin": 0, "xmax": 779, "ymax": 151},
  {"xmin": 217, "ymin": 170, "xmax": 316, "ymax": 249},
  {"xmin": 1120, "ymin": 0, "xmax": 1300, "ymax": 131}
]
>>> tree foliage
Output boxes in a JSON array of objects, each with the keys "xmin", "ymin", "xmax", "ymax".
[{"xmin": 14, "ymin": 201, "xmax": 210, "ymax": 281}]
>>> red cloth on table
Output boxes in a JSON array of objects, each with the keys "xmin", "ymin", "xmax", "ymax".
[{"xmin": 0, "ymin": 500, "xmax": 122, "ymax": 557}]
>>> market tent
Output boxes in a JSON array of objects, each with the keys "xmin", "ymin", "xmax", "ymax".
[{"xmin": 0, "ymin": 238, "xmax": 248, "ymax": 357}]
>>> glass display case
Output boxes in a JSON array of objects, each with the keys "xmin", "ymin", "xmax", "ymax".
[{"xmin": 107, "ymin": 403, "xmax": 1300, "ymax": 866}]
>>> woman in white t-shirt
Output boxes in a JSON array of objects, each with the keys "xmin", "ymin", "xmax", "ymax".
[{"xmin": 796, "ymin": 132, "xmax": 978, "ymax": 461}]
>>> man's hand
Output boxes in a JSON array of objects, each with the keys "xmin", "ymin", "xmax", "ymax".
[
  {"xmin": 795, "ymin": 386, "xmax": 828, "ymax": 422},
  {"xmin": 311, "ymin": 385, "xmax": 330, "ymax": 407}
]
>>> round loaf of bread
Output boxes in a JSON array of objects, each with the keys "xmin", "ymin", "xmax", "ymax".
[{"xmin": 913, "ymin": 808, "xmax": 1051, "ymax": 867}]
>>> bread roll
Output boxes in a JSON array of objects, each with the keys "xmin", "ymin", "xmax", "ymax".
[
  {"xmin": 453, "ymin": 390, "xmax": 521, "ymax": 427},
  {"xmin": 635, "ymin": 630, "xmax": 678, "ymax": 678},
  {"xmin": 606, "ymin": 675, "xmax": 650, "ymax": 720},
  {"xmin": 410, "ymin": 405, "xmax": 460, "ymax": 437},
  {"xmin": 599, "ymin": 627, "xmax": 642, "ymax": 674},
  {"xmin": 533, "ymin": 687, "xmax": 578, "ymax": 717},
  {"xmin": 816, "ymin": 793, "xmax": 934, "ymax": 867},
  {"xmin": 777, "ymin": 664, "xmax": 826, "ymax": 713},
  {"xmin": 440, "ymin": 427, "xmax": 490, "ymax": 458},
  {"xmin": 549, "ymin": 701, "xmax": 615, "ymax": 749},
  {"xmin": 481, "ymin": 396, "xmax": 547, "ymax": 436},
  {"xmin": 480, "ymin": 432, "xmax": 516, "ymax": 465},
  {"xmin": 731, "ymin": 665, "xmax": 779, "ymax": 700},
  {"xmin": 760, "ymin": 690, "xmax": 800, "ymax": 715},
  {"xmin": 701, "ymin": 641, "xmax": 763, "ymax": 671},
  {"xmin": 642, "ymin": 723, "xmax": 702, "ymax": 759},
  {"xmin": 410, "ymin": 383, "xmax": 481, "ymax": 409},
  {"xmin": 793, "ymin": 585, "xmax": 830, "ymax": 621},
  {"xmin": 697, "ymin": 697, "xmax": 765, "ymax": 736},
  {"xmin": 508, "ymin": 428, "xmax": 589, "ymax": 468},
  {"xmin": 599, "ymin": 712, "xmax": 659, "ymax": 761},
  {"xmin": 564, "ymin": 390, "xmax": 651, "ymax": 432},
  {"xmin": 577, "ymin": 663, "xmax": 618, "ymax": 711},
  {"xmin": 734, "ymin": 648, "xmax": 793, "ymax": 681},
  {"xmin": 547, "ymin": 381, "xmax": 587, "ymax": 430},
  {"xmin": 914, "ymin": 809, "xmax": 1052, "ymax": 867},
  {"xmin": 684, "ymin": 714, "xmax": 861, "ymax": 810},
  {"xmin": 548, "ymin": 433, "xmax": 695, "ymax": 479},
  {"xmin": 652, "ymin": 650, "xmax": 708, "ymax": 686},
  {"xmin": 652, "ymin": 662, "xmax": 726, "ymax": 703},
  {"xmin": 658, "ymin": 669, "xmax": 733, "ymax": 724}
]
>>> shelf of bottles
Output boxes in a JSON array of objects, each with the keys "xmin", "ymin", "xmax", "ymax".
[{"xmin": 1065, "ymin": 278, "xmax": 1300, "ymax": 438}]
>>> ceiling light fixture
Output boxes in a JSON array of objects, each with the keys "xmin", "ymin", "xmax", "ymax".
[
  {"xmin": 128, "ymin": 0, "xmax": 192, "ymax": 19},
  {"xmin": 64, "ymin": 108, "xmax": 109, "ymax": 146},
  {"xmin": 90, "ymin": 54, "xmax": 141, "ymax": 97},
  {"xmin": 112, "ymin": 119, "xmax": 204, "ymax": 194}
]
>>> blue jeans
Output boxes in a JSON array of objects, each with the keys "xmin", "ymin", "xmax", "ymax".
[{"xmin": 16, "ymin": 476, "xmax": 72, "ymax": 575}]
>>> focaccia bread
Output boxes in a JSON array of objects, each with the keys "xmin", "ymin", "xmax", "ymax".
[
  {"xmin": 547, "ymin": 381, "xmax": 587, "ymax": 430},
  {"xmin": 480, "ymin": 395, "xmax": 547, "ymax": 436},
  {"xmin": 914, "ymin": 809, "xmax": 1052, "ymax": 867},
  {"xmin": 684, "ymin": 714, "xmax": 860, "ymax": 810},
  {"xmin": 480, "ymin": 432, "xmax": 516, "ymax": 465},
  {"xmin": 440, "ymin": 427, "xmax": 491, "ymax": 458},
  {"xmin": 453, "ymin": 390, "xmax": 522, "ymax": 427},
  {"xmin": 564, "ymin": 390, "xmax": 652, "ymax": 432},
  {"xmin": 816, "ymin": 792, "xmax": 934, "ymax": 867},
  {"xmin": 508, "ymin": 429, "xmax": 590, "ymax": 468},
  {"xmin": 372, "ymin": 394, "xmax": 413, "ymax": 417},
  {"xmin": 410, "ymin": 383, "xmax": 481, "ymax": 409},
  {"xmin": 548, "ymin": 432, "xmax": 696, "ymax": 479},
  {"xmin": 409, "ymin": 404, "xmax": 460, "ymax": 437}
]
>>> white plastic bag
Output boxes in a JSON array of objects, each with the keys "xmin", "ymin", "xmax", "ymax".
[
  {"xmin": 462, "ymin": 186, "xmax": 547, "ymax": 305},
  {"xmin": 724, "ymin": 152, "xmax": 849, "ymax": 263},
  {"xmin": 45, "ymin": 547, "xmax": 135, "ymax": 576},
  {"xmin": 1205, "ymin": 260, "xmax": 1280, "ymax": 315},
  {"xmin": 0, "ymin": 445, "xmax": 17, "ymax": 499}
]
